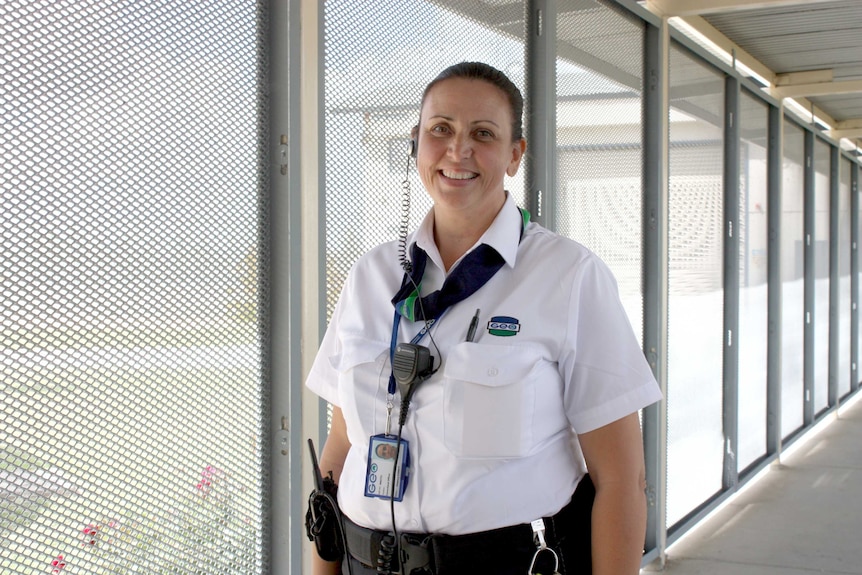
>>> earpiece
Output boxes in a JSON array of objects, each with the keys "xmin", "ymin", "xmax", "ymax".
[{"xmin": 408, "ymin": 125, "xmax": 419, "ymax": 159}]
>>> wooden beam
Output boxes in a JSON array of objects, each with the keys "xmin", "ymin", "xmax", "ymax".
[
  {"xmin": 672, "ymin": 15, "xmax": 776, "ymax": 85},
  {"xmin": 836, "ymin": 119, "xmax": 862, "ymax": 131},
  {"xmin": 828, "ymin": 128, "xmax": 862, "ymax": 141},
  {"xmin": 775, "ymin": 69, "xmax": 834, "ymax": 87},
  {"xmin": 776, "ymin": 79, "xmax": 862, "ymax": 99},
  {"xmin": 646, "ymin": 0, "xmax": 842, "ymax": 17}
]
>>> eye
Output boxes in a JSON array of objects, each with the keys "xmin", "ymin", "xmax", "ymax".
[
  {"xmin": 475, "ymin": 128, "xmax": 494, "ymax": 139},
  {"xmin": 430, "ymin": 124, "xmax": 450, "ymax": 134}
]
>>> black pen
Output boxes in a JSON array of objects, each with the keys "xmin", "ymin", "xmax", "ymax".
[{"xmin": 465, "ymin": 309, "xmax": 480, "ymax": 342}]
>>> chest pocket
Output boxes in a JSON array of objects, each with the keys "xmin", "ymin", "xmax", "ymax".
[
  {"xmin": 443, "ymin": 342, "xmax": 558, "ymax": 459},
  {"xmin": 329, "ymin": 336, "xmax": 389, "ymax": 442}
]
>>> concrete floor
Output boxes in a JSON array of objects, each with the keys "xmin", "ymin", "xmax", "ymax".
[{"xmin": 644, "ymin": 392, "xmax": 862, "ymax": 575}]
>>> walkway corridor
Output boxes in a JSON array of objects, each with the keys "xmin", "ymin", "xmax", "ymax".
[{"xmin": 647, "ymin": 393, "xmax": 862, "ymax": 574}]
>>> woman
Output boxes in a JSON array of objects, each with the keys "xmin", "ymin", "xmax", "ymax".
[{"xmin": 306, "ymin": 62, "xmax": 662, "ymax": 575}]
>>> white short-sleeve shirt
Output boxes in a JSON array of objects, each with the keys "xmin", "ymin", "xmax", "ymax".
[{"xmin": 306, "ymin": 193, "xmax": 662, "ymax": 535}]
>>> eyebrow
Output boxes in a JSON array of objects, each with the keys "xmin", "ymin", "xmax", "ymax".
[{"xmin": 427, "ymin": 115, "xmax": 501, "ymax": 128}]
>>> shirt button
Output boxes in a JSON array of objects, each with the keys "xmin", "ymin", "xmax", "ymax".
[{"xmin": 487, "ymin": 367, "xmax": 499, "ymax": 377}]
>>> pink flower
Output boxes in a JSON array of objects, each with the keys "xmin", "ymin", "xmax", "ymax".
[
  {"xmin": 50, "ymin": 553, "xmax": 66, "ymax": 573},
  {"xmin": 195, "ymin": 465, "xmax": 223, "ymax": 498},
  {"xmin": 82, "ymin": 523, "xmax": 100, "ymax": 546}
]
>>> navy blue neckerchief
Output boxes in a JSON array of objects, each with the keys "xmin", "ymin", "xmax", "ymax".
[{"xmin": 387, "ymin": 206, "xmax": 530, "ymax": 394}]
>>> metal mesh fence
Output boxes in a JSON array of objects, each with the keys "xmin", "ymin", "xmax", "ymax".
[
  {"xmin": 323, "ymin": 0, "xmax": 526, "ymax": 318},
  {"xmin": 2, "ymin": 1, "xmax": 267, "ymax": 573},
  {"xmin": 556, "ymin": 0, "xmax": 645, "ymax": 339},
  {"xmin": 780, "ymin": 118, "xmax": 806, "ymax": 438},
  {"xmin": 666, "ymin": 41, "xmax": 725, "ymax": 528},
  {"xmin": 813, "ymin": 138, "xmax": 831, "ymax": 415},
  {"xmin": 839, "ymin": 157, "xmax": 852, "ymax": 399},
  {"xmin": 737, "ymin": 89, "xmax": 768, "ymax": 471}
]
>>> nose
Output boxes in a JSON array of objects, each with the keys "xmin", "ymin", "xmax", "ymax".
[{"xmin": 447, "ymin": 133, "xmax": 473, "ymax": 159}]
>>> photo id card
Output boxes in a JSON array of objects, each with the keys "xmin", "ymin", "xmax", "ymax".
[{"xmin": 364, "ymin": 434, "xmax": 410, "ymax": 501}]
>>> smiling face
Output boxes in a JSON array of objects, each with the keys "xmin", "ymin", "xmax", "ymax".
[{"xmin": 416, "ymin": 77, "xmax": 526, "ymax": 223}]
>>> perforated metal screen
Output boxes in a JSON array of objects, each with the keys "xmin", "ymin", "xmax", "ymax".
[
  {"xmin": 781, "ymin": 118, "xmax": 806, "ymax": 437},
  {"xmin": 323, "ymin": 0, "xmax": 525, "ymax": 318},
  {"xmin": 666, "ymin": 41, "xmax": 725, "ymax": 528},
  {"xmin": 737, "ymin": 89, "xmax": 768, "ymax": 471},
  {"xmin": 2, "ymin": 1, "xmax": 267, "ymax": 573},
  {"xmin": 556, "ymin": 0, "xmax": 645, "ymax": 339}
]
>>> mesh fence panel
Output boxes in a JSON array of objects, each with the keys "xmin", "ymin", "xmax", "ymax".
[
  {"xmin": 780, "ymin": 118, "xmax": 806, "ymax": 438},
  {"xmin": 323, "ymin": 0, "xmax": 525, "ymax": 319},
  {"xmin": 2, "ymin": 1, "xmax": 267, "ymax": 573},
  {"xmin": 813, "ymin": 138, "xmax": 831, "ymax": 415},
  {"xmin": 556, "ymin": 0, "xmax": 645, "ymax": 340},
  {"xmin": 737, "ymin": 89, "xmax": 768, "ymax": 471},
  {"xmin": 666, "ymin": 41, "xmax": 725, "ymax": 528},
  {"xmin": 839, "ymin": 157, "xmax": 852, "ymax": 399}
]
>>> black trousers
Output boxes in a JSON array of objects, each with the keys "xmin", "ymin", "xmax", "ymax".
[{"xmin": 341, "ymin": 475, "xmax": 595, "ymax": 575}]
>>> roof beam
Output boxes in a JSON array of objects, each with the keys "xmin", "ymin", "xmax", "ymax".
[
  {"xmin": 836, "ymin": 119, "xmax": 862, "ymax": 131},
  {"xmin": 774, "ymin": 69, "xmax": 834, "ymax": 87},
  {"xmin": 828, "ymin": 119, "xmax": 862, "ymax": 141},
  {"xmin": 829, "ymin": 128, "xmax": 862, "ymax": 140},
  {"xmin": 645, "ymin": 0, "xmax": 842, "ymax": 17},
  {"xmin": 671, "ymin": 15, "xmax": 776, "ymax": 84},
  {"xmin": 776, "ymin": 79, "xmax": 862, "ymax": 99}
]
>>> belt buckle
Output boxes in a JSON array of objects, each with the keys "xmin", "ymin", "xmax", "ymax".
[{"xmin": 399, "ymin": 532, "xmax": 433, "ymax": 575}]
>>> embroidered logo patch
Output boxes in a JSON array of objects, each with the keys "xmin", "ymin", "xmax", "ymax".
[{"xmin": 487, "ymin": 316, "xmax": 520, "ymax": 337}]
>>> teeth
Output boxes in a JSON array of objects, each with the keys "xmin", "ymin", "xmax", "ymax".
[{"xmin": 442, "ymin": 170, "xmax": 477, "ymax": 180}]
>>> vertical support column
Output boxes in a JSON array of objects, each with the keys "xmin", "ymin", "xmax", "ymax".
[
  {"xmin": 269, "ymin": 0, "xmax": 307, "ymax": 573},
  {"xmin": 829, "ymin": 147, "xmax": 840, "ymax": 406},
  {"xmin": 803, "ymin": 131, "xmax": 815, "ymax": 425},
  {"xmin": 642, "ymin": 18, "xmax": 669, "ymax": 568},
  {"xmin": 722, "ymin": 76, "xmax": 740, "ymax": 489},
  {"xmin": 525, "ymin": 0, "xmax": 556, "ymax": 230},
  {"xmin": 852, "ymin": 162, "xmax": 860, "ymax": 393},
  {"xmin": 766, "ymin": 104, "xmax": 783, "ymax": 456},
  {"xmin": 302, "ymin": 0, "xmax": 329, "ymax": 460},
  {"xmin": 299, "ymin": 0, "xmax": 327, "ymax": 572}
]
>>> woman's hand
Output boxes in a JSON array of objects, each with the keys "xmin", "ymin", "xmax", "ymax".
[{"xmin": 578, "ymin": 412, "xmax": 648, "ymax": 575}]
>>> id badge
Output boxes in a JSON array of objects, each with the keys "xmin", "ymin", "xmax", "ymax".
[{"xmin": 364, "ymin": 434, "xmax": 410, "ymax": 501}]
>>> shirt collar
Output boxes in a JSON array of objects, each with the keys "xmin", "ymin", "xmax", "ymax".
[{"xmin": 412, "ymin": 192, "xmax": 521, "ymax": 272}]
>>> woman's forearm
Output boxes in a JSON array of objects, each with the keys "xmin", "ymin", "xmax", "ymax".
[{"xmin": 590, "ymin": 479, "xmax": 648, "ymax": 575}]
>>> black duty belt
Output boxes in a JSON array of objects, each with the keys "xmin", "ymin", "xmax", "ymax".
[{"xmin": 342, "ymin": 474, "xmax": 595, "ymax": 575}]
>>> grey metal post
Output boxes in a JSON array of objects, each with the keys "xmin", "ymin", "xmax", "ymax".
[
  {"xmin": 852, "ymin": 162, "xmax": 860, "ymax": 393},
  {"xmin": 803, "ymin": 130, "xmax": 815, "ymax": 425},
  {"xmin": 829, "ymin": 146, "xmax": 839, "ymax": 406},
  {"xmin": 642, "ymin": 18, "xmax": 669, "ymax": 567},
  {"xmin": 268, "ymin": 0, "xmax": 304, "ymax": 572},
  {"xmin": 525, "ymin": 0, "xmax": 556, "ymax": 230},
  {"xmin": 722, "ymin": 76, "xmax": 740, "ymax": 489},
  {"xmin": 766, "ymin": 104, "xmax": 783, "ymax": 456}
]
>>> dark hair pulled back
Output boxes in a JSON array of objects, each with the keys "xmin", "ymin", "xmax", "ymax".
[{"xmin": 420, "ymin": 61, "xmax": 524, "ymax": 142}]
